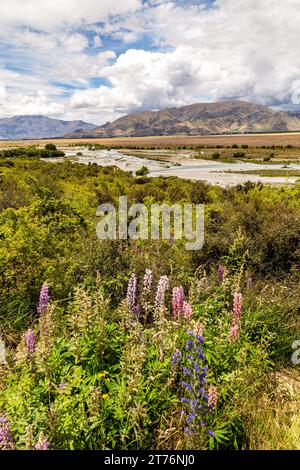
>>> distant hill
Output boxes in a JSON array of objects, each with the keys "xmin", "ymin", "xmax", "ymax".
[
  {"xmin": 0, "ymin": 115, "xmax": 96, "ymax": 140},
  {"xmin": 64, "ymin": 101, "xmax": 300, "ymax": 138}
]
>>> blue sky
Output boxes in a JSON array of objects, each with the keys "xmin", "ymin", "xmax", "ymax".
[{"xmin": 0, "ymin": 0, "xmax": 299, "ymax": 124}]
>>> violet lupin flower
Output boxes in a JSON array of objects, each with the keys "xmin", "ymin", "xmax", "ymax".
[
  {"xmin": 154, "ymin": 275, "xmax": 169, "ymax": 309},
  {"xmin": 35, "ymin": 432, "xmax": 49, "ymax": 450},
  {"xmin": 0, "ymin": 413, "xmax": 15, "ymax": 450},
  {"xmin": 37, "ymin": 282, "xmax": 49, "ymax": 314},
  {"xmin": 172, "ymin": 349, "xmax": 182, "ymax": 366},
  {"xmin": 25, "ymin": 329, "xmax": 36, "ymax": 354},
  {"xmin": 178, "ymin": 331, "xmax": 215, "ymax": 438},
  {"xmin": 217, "ymin": 264, "xmax": 225, "ymax": 284},
  {"xmin": 172, "ymin": 286, "xmax": 185, "ymax": 320},
  {"xmin": 126, "ymin": 274, "xmax": 137, "ymax": 312}
]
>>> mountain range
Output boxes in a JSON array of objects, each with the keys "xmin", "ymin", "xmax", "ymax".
[
  {"xmin": 1, "ymin": 101, "xmax": 300, "ymax": 140},
  {"xmin": 64, "ymin": 101, "xmax": 300, "ymax": 138},
  {"xmin": 0, "ymin": 115, "xmax": 95, "ymax": 140}
]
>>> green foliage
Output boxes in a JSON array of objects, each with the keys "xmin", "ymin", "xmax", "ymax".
[
  {"xmin": 0, "ymin": 154, "xmax": 299, "ymax": 450},
  {"xmin": 136, "ymin": 166, "xmax": 150, "ymax": 176}
]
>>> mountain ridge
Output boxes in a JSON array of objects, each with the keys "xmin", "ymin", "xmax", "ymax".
[
  {"xmin": 0, "ymin": 115, "xmax": 96, "ymax": 140},
  {"xmin": 64, "ymin": 101, "xmax": 300, "ymax": 138}
]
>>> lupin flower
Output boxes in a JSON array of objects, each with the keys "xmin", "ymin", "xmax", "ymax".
[
  {"xmin": 178, "ymin": 331, "xmax": 215, "ymax": 438},
  {"xmin": 194, "ymin": 320, "xmax": 204, "ymax": 338},
  {"xmin": 25, "ymin": 329, "xmax": 36, "ymax": 354},
  {"xmin": 172, "ymin": 349, "xmax": 182, "ymax": 366},
  {"xmin": 246, "ymin": 277, "xmax": 253, "ymax": 290},
  {"xmin": 208, "ymin": 386, "xmax": 218, "ymax": 410},
  {"xmin": 143, "ymin": 269, "xmax": 153, "ymax": 294},
  {"xmin": 172, "ymin": 286, "xmax": 185, "ymax": 320},
  {"xmin": 154, "ymin": 275, "xmax": 169, "ymax": 309},
  {"xmin": 126, "ymin": 274, "xmax": 137, "ymax": 312},
  {"xmin": 182, "ymin": 301, "xmax": 193, "ymax": 319},
  {"xmin": 217, "ymin": 264, "xmax": 225, "ymax": 284},
  {"xmin": 37, "ymin": 282, "xmax": 49, "ymax": 314},
  {"xmin": 229, "ymin": 324, "xmax": 239, "ymax": 343},
  {"xmin": 35, "ymin": 432, "xmax": 49, "ymax": 450},
  {"xmin": 0, "ymin": 413, "xmax": 15, "ymax": 450},
  {"xmin": 233, "ymin": 292, "xmax": 243, "ymax": 325}
]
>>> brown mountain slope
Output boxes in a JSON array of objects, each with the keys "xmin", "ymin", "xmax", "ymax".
[{"xmin": 64, "ymin": 101, "xmax": 300, "ymax": 138}]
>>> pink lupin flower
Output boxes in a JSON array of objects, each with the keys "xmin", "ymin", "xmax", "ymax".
[
  {"xmin": 25, "ymin": 329, "xmax": 36, "ymax": 354},
  {"xmin": 208, "ymin": 386, "xmax": 218, "ymax": 410},
  {"xmin": 182, "ymin": 301, "xmax": 193, "ymax": 319},
  {"xmin": 232, "ymin": 292, "xmax": 243, "ymax": 326},
  {"xmin": 194, "ymin": 320, "xmax": 204, "ymax": 338},
  {"xmin": 229, "ymin": 324, "xmax": 239, "ymax": 343},
  {"xmin": 172, "ymin": 286, "xmax": 185, "ymax": 320}
]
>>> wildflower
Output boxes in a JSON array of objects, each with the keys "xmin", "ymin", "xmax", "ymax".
[
  {"xmin": 126, "ymin": 274, "xmax": 137, "ymax": 312},
  {"xmin": 0, "ymin": 413, "xmax": 15, "ymax": 450},
  {"xmin": 102, "ymin": 394, "xmax": 109, "ymax": 400},
  {"xmin": 229, "ymin": 324, "xmax": 239, "ymax": 342},
  {"xmin": 184, "ymin": 427, "xmax": 194, "ymax": 436},
  {"xmin": 58, "ymin": 381, "xmax": 66, "ymax": 391},
  {"xmin": 172, "ymin": 286, "xmax": 185, "ymax": 320},
  {"xmin": 180, "ymin": 398, "xmax": 190, "ymax": 403},
  {"xmin": 207, "ymin": 430, "xmax": 215, "ymax": 437},
  {"xmin": 194, "ymin": 320, "xmax": 204, "ymax": 338},
  {"xmin": 233, "ymin": 292, "xmax": 243, "ymax": 325},
  {"xmin": 25, "ymin": 329, "xmax": 36, "ymax": 354},
  {"xmin": 37, "ymin": 282, "xmax": 49, "ymax": 314},
  {"xmin": 217, "ymin": 264, "xmax": 225, "ymax": 284},
  {"xmin": 247, "ymin": 277, "xmax": 253, "ymax": 290},
  {"xmin": 171, "ymin": 349, "xmax": 182, "ymax": 366},
  {"xmin": 229, "ymin": 292, "xmax": 243, "ymax": 341},
  {"xmin": 182, "ymin": 381, "xmax": 193, "ymax": 391},
  {"xmin": 154, "ymin": 275, "xmax": 169, "ymax": 309},
  {"xmin": 35, "ymin": 431, "xmax": 49, "ymax": 450},
  {"xmin": 183, "ymin": 366, "xmax": 191, "ymax": 376},
  {"xmin": 208, "ymin": 386, "xmax": 218, "ymax": 410},
  {"xmin": 186, "ymin": 412, "xmax": 196, "ymax": 424},
  {"xmin": 143, "ymin": 269, "xmax": 153, "ymax": 294},
  {"xmin": 182, "ymin": 301, "xmax": 193, "ymax": 319}
]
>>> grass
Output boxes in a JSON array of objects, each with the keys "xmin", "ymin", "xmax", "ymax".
[{"xmin": 1, "ymin": 132, "xmax": 300, "ymax": 149}]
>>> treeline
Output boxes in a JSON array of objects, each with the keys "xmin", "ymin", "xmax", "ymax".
[{"xmin": 0, "ymin": 143, "xmax": 65, "ymax": 160}]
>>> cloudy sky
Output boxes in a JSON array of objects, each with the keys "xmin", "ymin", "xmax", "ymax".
[{"xmin": 0, "ymin": 0, "xmax": 299, "ymax": 124}]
